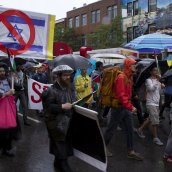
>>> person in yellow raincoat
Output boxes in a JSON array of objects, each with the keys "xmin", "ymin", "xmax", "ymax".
[{"xmin": 75, "ymin": 69, "xmax": 92, "ymax": 107}]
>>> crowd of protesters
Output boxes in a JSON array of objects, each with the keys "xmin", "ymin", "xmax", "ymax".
[{"xmin": 0, "ymin": 57, "xmax": 172, "ymax": 172}]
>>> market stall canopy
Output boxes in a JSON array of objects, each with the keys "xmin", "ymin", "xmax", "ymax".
[{"xmin": 91, "ymin": 53, "xmax": 126, "ymax": 64}]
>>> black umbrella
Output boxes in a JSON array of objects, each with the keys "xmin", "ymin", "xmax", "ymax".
[
  {"xmin": 0, "ymin": 56, "xmax": 27, "ymax": 65},
  {"xmin": 161, "ymin": 69, "xmax": 172, "ymax": 80},
  {"xmin": 136, "ymin": 60, "xmax": 151, "ymax": 67},
  {"xmin": 0, "ymin": 57, "xmax": 14, "ymax": 71},
  {"xmin": 48, "ymin": 54, "xmax": 93, "ymax": 70},
  {"xmin": 14, "ymin": 57, "xmax": 27, "ymax": 65},
  {"xmin": 126, "ymin": 56, "xmax": 141, "ymax": 62},
  {"xmin": 43, "ymin": 60, "xmax": 50, "ymax": 64},
  {"xmin": 25, "ymin": 58, "xmax": 39, "ymax": 64},
  {"xmin": 22, "ymin": 62, "xmax": 36, "ymax": 69},
  {"xmin": 116, "ymin": 63, "xmax": 124, "ymax": 70},
  {"xmin": 136, "ymin": 61, "xmax": 156, "ymax": 87},
  {"xmin": 158, "ymin": 60, "xmax": 169, "ymax": 76}
]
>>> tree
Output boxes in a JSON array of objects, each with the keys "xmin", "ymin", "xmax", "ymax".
[
  {"xmin": 54, "ymin": 24, "xmax": 80, "ymax": 51},
  {"xmin": 86, "ymin": 15, "xmax": 128, "ymax": 49}
]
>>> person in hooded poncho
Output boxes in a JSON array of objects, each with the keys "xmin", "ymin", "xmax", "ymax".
[{"xmin": 104, "ymin": 58, "xmax": 143, "ymax": 161}]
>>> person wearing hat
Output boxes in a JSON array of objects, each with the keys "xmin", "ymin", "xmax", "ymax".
[
  {"xmin": 32, "ymin": 63, "xmax": 48, "ymax": 84},
  {"xmin": 41, "ymin": 65, "xmax": 74, "ymax": 172},
  {"xmin": 0, "ymin": 62, "xmax": 22, "ymax": 157},
  {"xmin": 75, "ymin": 69, "xmax": 92, "ymax": 108}
]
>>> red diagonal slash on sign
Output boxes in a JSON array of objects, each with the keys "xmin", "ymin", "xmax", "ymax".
[{"xmin": 0, "ymin": 10, "xmax": 35, "ymax": 55}]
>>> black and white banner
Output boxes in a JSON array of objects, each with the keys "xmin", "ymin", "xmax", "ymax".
[{"xmin": 72, "ymin": 105, "xmax": 107, "ymax": 171}]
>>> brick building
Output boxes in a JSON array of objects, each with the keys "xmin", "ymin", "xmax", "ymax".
[
  {"xmin": 55, "ymin": 18, "xmax": 67, "ymax": 28},
  {"xmin": 55, "ymin": 0, "xmax": 121, "ymax": 46}
]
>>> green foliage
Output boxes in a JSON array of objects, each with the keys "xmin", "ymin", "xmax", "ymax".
[
  {"xmin": 54, "ymin": 24, "xmax": 80, "ymax": 51},
  {"xmin": 86, "ymin": 15, "xmax": 127, "ymax": 49}
]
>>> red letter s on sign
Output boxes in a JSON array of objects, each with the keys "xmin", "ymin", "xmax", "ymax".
[
  {"xmin": 31, "ymin": 82, "xmax": 42, "ymax": 103},
  {"xmin": 43, "ymin": 86, "xmax": 49, "ymax": 90}
]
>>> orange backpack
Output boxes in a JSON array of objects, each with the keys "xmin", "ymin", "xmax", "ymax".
[{"xmin": 97, "ymin": 66, "xmax": 129, "ymax": 108}]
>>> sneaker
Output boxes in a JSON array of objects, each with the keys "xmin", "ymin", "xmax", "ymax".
[
  {"xmin": 134, "ymin": 128, "xmax": 137, "ymax": 132},
  {"xmin": 135, "ymin": 129, "xmax": 145, "ymax": 138},
  {"xmin": 153, "ymin": 138, "xmax": 163, "ymax": 146},
  {"xmin": 106, "ymin": 149, "xmax": 113, "ymax": 157},
  {"xmin": 163, "ymin": 155, "xmax": 172, "ymax": 163},
  {"xmin": 127, "ymin": 152, "xmax": 143, "ymax": 161},
  {"xmin": 116, "ymin": 126, "xmax": 122, "ymax": 131}
]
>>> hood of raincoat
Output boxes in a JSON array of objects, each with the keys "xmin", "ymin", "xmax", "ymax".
[{"xmin": 123, "ymin": 58, "xmax": 136, "ymax": 77}]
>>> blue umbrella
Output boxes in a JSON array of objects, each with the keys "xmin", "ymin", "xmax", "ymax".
[
  {"xmin": 166, "ymin": 54, "xmax": 172, "ymax": 66},
  {"xmin": 124, "ymin": 33, "xmax": 172, "ymax": 53},
  {"xmin": 166, "ymin": 54, "xmax": 172, "ymax": 61}
]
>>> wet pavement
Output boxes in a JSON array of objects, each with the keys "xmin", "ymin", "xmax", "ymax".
[{"xmin": 0, "ymin": 108, "xmax": 172, "ymax": 172}]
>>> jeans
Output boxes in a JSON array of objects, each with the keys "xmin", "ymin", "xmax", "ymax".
[
  {"xmin": 14, "ymin": 90, "xmax": 28, "ymax": 122},
  {"xmin": 102, "ymin": 106, "xmax": 110, "ymax": 118},
  {"xmin": 159, "ymin": 94, "xmax": 172, "ymax": 116},
  {"xmin": 164, "ymin": 121, "xmax": 172, "ymax": 157},
  {"xmin": 133, "ymin": 98, "xmax": 144, "ymax": 124},
  {"xmin": 94, "ymin": 97, "xmax": 103, "ymax": 120},
  {"xmin": 104, "ymin": 107, "xmax": 134, "ymax": 150}
]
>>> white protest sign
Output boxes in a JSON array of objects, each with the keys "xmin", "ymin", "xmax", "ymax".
[{"xmin": 28, "ymin": 78, "xmax": 52, "ymax": 110}]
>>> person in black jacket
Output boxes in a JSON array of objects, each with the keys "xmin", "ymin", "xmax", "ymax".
[
  {"xmin": 133, "ymin": 64, "xmax": 144, "ymax": 125},
  {"xmin": 0, "ymin": 62, "xmax": 21, "ymax": 158},
  {"xmin": 41, "ymin": 65, "xmax": 74, "ymax": 172},
  {"xmin": 32, "ymin": 63, "xmax": 48, "ymax": 84},
  {"xmin": 44, "ymin": 66, "xmax": 54, "ymax": 84}
]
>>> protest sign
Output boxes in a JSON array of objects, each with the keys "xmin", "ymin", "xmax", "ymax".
[{"xmin": 0, "ymin": 7, "xmax": 55, "ymax": 60}]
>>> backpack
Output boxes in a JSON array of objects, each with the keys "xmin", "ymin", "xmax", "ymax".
[{"xmin": 97, "ymin": 66, "xmax": 129, "ymax": 108}]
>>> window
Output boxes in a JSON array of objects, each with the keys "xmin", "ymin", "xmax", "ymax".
[
  {"xmin": 112, "ymin": 5, "xmax": 117, "ymax": 19},
  {"xmin": 127, "ymin": 2, "xmax": 132, "ymax": 16},
  {"xmin": 68, "ymin": 18, "xmax": 73, "ymax": 28},
  {"xmin": 127, "ymin": 27, "xmax": 132, "ymax": 43},
  {"xmin": 133, "ymin": 26, "xmax": 138, "ymax": 39},
  {"xmin": 74, "ymin": 36, "xmax": 79, "ymax": 45},
  {"xmin": 149, "ymin": 0, "xmax": 157, "ymax": 12},
  {"xmin": 133, "ymin": 1, "xmax": 138, "ymax": 15},
  {"xmin": 107, "ymin": 7, "xmax": 112, "ymax": 19},
  {"xmin": 96, "ymin": 10, "xmax": 100, "ymax": 22},
  {"xmin": 91, "ymin": 11, "xmax": 95, "ymax": 23},
  {"xmin": 75, "ymin": 16, "xmax": 79, "ymax": 27},
  {"xmin": 81, "ymin": 35, "xmax": 86, "ymax": 46},
  {"xmin": 82, "ymin": 14, "xmax": 87, "ymax": 26},
  {"xmin": 149, "ymin": 24, "xmax": 156, "ymax": 33}
]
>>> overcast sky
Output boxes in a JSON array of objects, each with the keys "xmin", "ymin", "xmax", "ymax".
[{"xmin": 1, "ymin": 0, "xmax": 96, "ymax": 20}]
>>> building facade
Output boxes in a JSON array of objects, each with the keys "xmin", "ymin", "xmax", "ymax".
[
  {"xmin": 121, "ymin": 0, "xmax": 172, "ymax": 43},
  {"xmin": 55, "ymin": 0, "xmax": 121, "ymax": 46}
]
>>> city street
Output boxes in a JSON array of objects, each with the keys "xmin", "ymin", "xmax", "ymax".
[{"xmin": 0, "ymin": 108, "xmax": 171, "ymax": 172}]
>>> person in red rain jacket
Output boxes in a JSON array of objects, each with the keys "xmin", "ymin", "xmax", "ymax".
[{"xmin": 104, "ymin": 58, "xmax": 143, "ymax": 161}]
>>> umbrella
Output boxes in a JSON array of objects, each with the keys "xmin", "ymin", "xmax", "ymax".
[
  {"xmin": 161, "ymin": 69, "xmax": 172, "ymax": 80},
  {"xmin": 25, "ymin": 58, "xmax": 39, "ymax": 64},
  {"xmin": 158, "ymin": 60, "xmax": 169, "ymax": 75},
  {"xmin": 116, "ymin": 63, "xmax": 124, "ymax": 70},
  {"xmin": 42, "ymin": 60, "xmax": 54, "ymax": 67},
  {"xmin": 166, "ymin": 54, "xmax": 172, "ymax": 66},
  {"xmin": 124, "ymin": 33, "xmax": 172, "ymax": 53},
  {"xmin": 0, "ymin": 56, "xmax": 27, "ymax": 65},
  {"xmin": 43, "ymin": 60, "xmax": 50, "ymax": 64},
  {"xmin": 126, "ymin": 56, "xmax": 141, "ymax": 62},
  {"xmin": 136, "ymin": 61, "xmax": 156, "ymax": 87},
  {"xmin": 49, "ymin": 54, "xmax": 93, "ymax": 70},
  {"xmin": 14, "ymin": 57, "xmax": 27, "ymax": 65},
  {"xmin": 22, "ymin": 62, "xmax": 36, "ymax": 69},
  {"xmin": 0, "ymin": 57, "xmax": 13, "ymax": 71}
]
